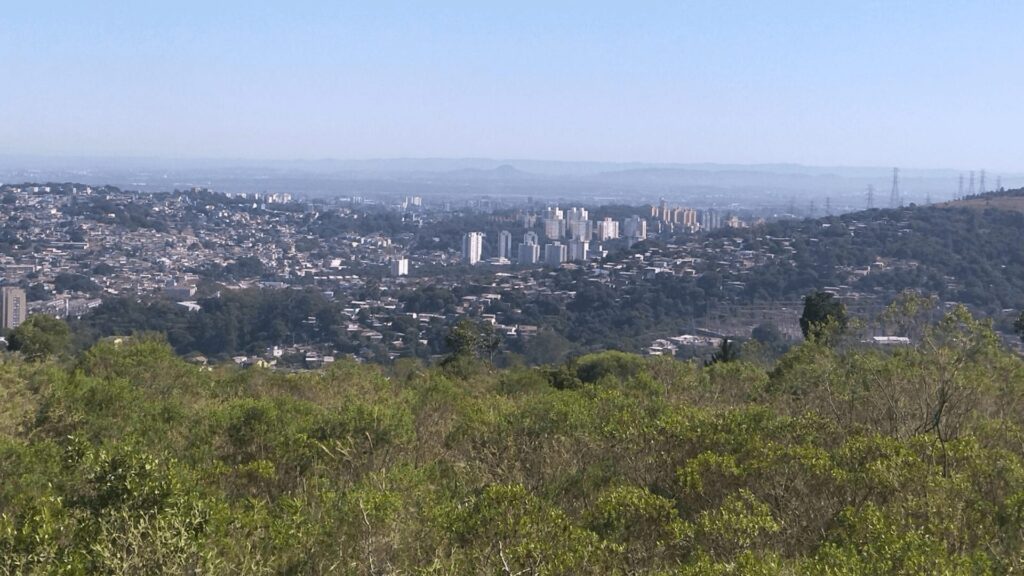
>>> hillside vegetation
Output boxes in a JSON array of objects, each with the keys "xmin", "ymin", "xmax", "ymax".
[{"xmin": 4, "ymin": 302, "xmax": 1024, "ymax": 574}]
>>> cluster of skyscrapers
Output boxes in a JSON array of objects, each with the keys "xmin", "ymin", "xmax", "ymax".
[
  {"xmin": 651, "ymin": 200, "xmax": 723, "ymax": 232},
  {"xmin": 461, "ymin": 205, "xmax": 652, "ymax": 267},
  {"xmin": 457, "ymin": 202, "xmax": 733, "ymax": 268}
]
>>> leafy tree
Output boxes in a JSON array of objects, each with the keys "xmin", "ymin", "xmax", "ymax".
[
  {"xmin": 706, "ymin": 338, "xmax": 742, "ymax": 366},
  {"xmin": 7, "ymin": 315, "xmax": 71, "ymax": 359},
  {"xmin": 444, "ymin": 319, "xmax": 501, "ymax": 362},
  {"xmin": 751, "ymin": 322, "xmax": 783, "ymax": 346},
  {"xmin": 799, "ymin": 290, "xmax": 848, "ymax": 340}
]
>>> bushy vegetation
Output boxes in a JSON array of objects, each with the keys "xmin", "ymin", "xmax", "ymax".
[
  {"xmin": 732, "ymin": 203, "xmax": 1024, "ymax": 312},
  {"xmin": 4, "ymin": 303, "xmax": 1024, "ymax": 573}
]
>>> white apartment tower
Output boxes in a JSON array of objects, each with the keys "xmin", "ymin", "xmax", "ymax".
[
  {"xmin": 462, "ymin": 232, "xmax": 484, "ymax": 265},
  {"xmin": 568, "ymin": 239, "xmax": 589, "ymax": 261},
  {"xmin": 596, "ymin": 217, "xmax": 620, "ymax": 240},
  {"xmin": 390, "ymin": 257, "xmax": 409, "ymax": 276},
  {"xmin": 498, "ymin": 230, "xmax": 513, "ymax": 261},
  {"xmin": 518, "ymin": 243, "xmax": 540, "ymax": 265},
  {"xmin": 544, "ymin": 242, "xmax": 567, "ymax": 267},
  {"xmin": 623, "ymin": 215, "xmax": 647, "ymax": 241}
]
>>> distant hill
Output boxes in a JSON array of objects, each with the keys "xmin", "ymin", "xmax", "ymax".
[
  {"xmin": 941, "ymin": 188, "xmax": 1024, "ymax": 213},
  {"xmin": 434, "ymin": 164, "xmax": 538, "ymax": 181}
]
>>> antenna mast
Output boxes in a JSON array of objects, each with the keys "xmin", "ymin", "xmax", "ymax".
[{"xmin": 889, "ymin": 167, "xmax": 901, "ymax": 208}]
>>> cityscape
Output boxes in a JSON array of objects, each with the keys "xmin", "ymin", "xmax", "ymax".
[
  {"xmin": 0, "ymin": 180, "xmax": 762, "ymax": 363},
  {"xmin": 5, "ymin": 2, "xmax": 1024, "ymax": 572}
]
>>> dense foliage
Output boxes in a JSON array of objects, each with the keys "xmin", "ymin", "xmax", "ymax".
[
  {"xmin": 69, "ymin": 289, "xmax": 450, "ymax": 363},
  {"xmin": 728, "ymin": 202, "xmax": 1024, "ymax": 312},
  {"xmin": 5, "ymin": 302, "xmax": 1024, "ymax": 573}
]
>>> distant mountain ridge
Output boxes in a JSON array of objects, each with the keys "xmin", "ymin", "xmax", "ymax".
[{"xmin": 2, "ymin": 155, "xmax": 1022, "ymax": 204}]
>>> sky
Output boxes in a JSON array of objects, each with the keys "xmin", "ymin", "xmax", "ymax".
[{"xmin": 2, "ymin": 1, "xmax": 1023, "ymax": 171}]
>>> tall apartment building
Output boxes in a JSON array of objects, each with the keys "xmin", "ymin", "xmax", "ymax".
[
  {"xmin": 1, "ymin": 286, "xmax": 27, "ymax": 330},
  {"xmin": 517, "ymin": 243, "xmax": 540, "ymax": 265},
  {"xmin": 701, "ymin": 209, "xmax": 722, "ymax": 231},
  {"xmin": 595, "ymin": 217, "xmax": 620, "ymax": 241},
  {"xmin": 681, "ymin": 208, "xmax": 698, "ymax": 228},
  {"xmin": 544, "ymin": 242, "xmax": 567, "ymax": 267},
  {"xmin": 390, "ymin": 257, "xmax": 409, "ymax": 276},
  {"xmin": 462, "ymin": 232, "xmax": 484, "ymax": 265},
  {"xmin": 623, "ymin": 215, "xmax": 647, "ymax": 242},
  {"xmin": 498, "ymin": 230, "xmax": 513, "ymax": 261},
  {"xmin": 567, "ymin": 239, "xmax": 589, "ymax": 261},
  {"xmin": 542, "ymin": 206, "xmax": 566, "ymax": 240}
]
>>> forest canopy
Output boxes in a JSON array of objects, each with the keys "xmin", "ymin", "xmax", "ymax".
[{"xmin": 3, "ymin": 302, "xmax": 1024, "ymax": 573}]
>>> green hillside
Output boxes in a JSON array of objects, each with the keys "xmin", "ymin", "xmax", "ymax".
[{"xmin": 3, "ymin": 301, "xmax": 1024, "ymax": 574}]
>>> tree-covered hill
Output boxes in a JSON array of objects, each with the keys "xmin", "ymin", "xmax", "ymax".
[
  {"xmin": 727, "ymin": 195, "xmax": 1024, "ymax": 312},
  {"xmin": 4, "ymin": 302, "xmax": 1024, "ymax": 573}
]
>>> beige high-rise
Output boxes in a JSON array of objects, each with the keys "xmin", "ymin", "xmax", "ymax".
[{"xmin": 1, "ymin": 287, "xmax": 27, "ymax": 330}]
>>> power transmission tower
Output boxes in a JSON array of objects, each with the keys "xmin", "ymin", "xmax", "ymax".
[
  {"xmin": 808, "ymin": 200, "xmax": 816, "ymax": 218},
  {"xmin": 968, "ymin": 171, "xmax": 975, "ymax": 196},
  {"xmin": 979, "ymin": 170, "xmax": 986, "ymax": 194},
  {"xmin": 958, "ymin": 174, "xmax": 964, "ymax": 199},
  {"xmin": 996, "ymin": 175, "xmax": 1002, "ymax": 191},
  {"xmin": 889, "ymin": 167, "xmax": 901, "ymax": 208},
  {"xmin": 825, "ymin": 197, "xmax": 832, "ymax": 215},
  {"xmin": 867, "ymin": 185, "xmax": 875, "ymax": 209}
]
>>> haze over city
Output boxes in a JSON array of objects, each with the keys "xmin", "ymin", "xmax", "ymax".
[{"xmin": 3, "ymin": 1, "xmax": 1024, "ymax": 172}]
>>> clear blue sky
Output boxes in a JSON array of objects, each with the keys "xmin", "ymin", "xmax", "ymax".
[{"xmin": 2, "ymin": 1, "xmax": 1022, "ymax": 170}]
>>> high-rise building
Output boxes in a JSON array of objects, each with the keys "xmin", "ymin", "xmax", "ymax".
[
  {"xmin": 565, "ymin": 207, "xmax": 588, "ymax": 223},
  {"xmin": 543, "ymin": 206, "xmax": 564, "ymax": 220},
  {"xmin": 700, "ymin": 209, "xmax": 722, "ymax": 231},
  {"xmin": 498, "ymin": 230, "xmax": 513, "ymax": 261},
  {"xmin": 1, "ymin": 286, "xmax": 27, "ymax": 330},
  {"xmin": 462, "ymin": 232, "xmax": 484, "ymax": 265},
  {"xmin": 542, "ymin": 206, "xmax": 565, "ymax": 240},
  {"xmin": 566, "ymin": 207, "xmax": 593, "ymax": 241},
  {"xmin": 544, "ymin": 242, "xmax": 567, "ymax": 267},
  {"xmin": 543, "ymin": 217, "xmax": 565, "ymax": 240},
  {"xmin": 390, "ymin": 257, "xmax": 409, "ymax": 276},
  {"xmin": 523, "ymin": 231, "xmax": 539, "ymax": 246},
  {"xmin": 517, "ymin": 243, "xmax": 540, "ymax": 265},
  {"xmin": 623, "ymin": 215, "xmax": 647, "ymax": 241},
  {"xmin": 682, "ymin": 208, "xmax": 698, "ymax": 228},
  {"xmin": 567, "ymin": 239, "xmax": 589, "ymax": 261},
  {"xmin": 595, "ymin": 217, "xmax": 620, "ymax": 241}
]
